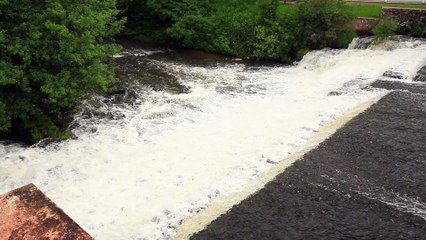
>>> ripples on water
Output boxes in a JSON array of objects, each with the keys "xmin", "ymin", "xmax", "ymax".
[{"xmin": 0, "ymin": 37, "xmax": 425, "ymax": 239}]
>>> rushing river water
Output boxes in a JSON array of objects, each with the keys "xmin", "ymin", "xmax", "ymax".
[{"xmin": 1, "ymin": 37, "xmax": 425, "ymax": 240}]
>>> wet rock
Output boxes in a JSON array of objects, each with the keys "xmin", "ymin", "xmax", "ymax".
[
  {"xmin": 371, "ymin": 80, "xmax": 426, "ymax": 94},
  {"xmin": 382, "ymin": 70, "xmax": 405, "ymax": 79},
  {"xmin": 328, "ymin": 91, "xmax": 342, "ymax": 96},
  {"xmin": 56, "ymin": 113, "xmax": 74, "ymax": 127},
  {"xmin": 33, "ymin": 138, "xmax": 62, "ymax": 148},
  {"xmin": 106, "ymin": 86, "xmax": 126, "ymax": 95},
  {"xmin": 414, "ymin": 66, "xmax": 426, "ymax": 82},
  {"xmin": 90, "ymin": 127, "xmax": 97, "ymax": 133}
]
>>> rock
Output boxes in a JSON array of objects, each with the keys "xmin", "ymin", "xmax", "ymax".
[
  {"xmin": 382, "ymin": 70, "xmax": 404, "ymax": 79},
  {"xmin": 371, "ymin": 80, "xmax": 426, "ymax": 94},
  {"xmin": 414, "ymin": 66, "xmax": 426, "ymax": 82}
]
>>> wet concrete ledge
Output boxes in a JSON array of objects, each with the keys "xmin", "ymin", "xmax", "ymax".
[
  {"xmin": 372, "ymin": 80, "xmax": 426, "ymax": 94},
  {"xmin": 0, "ymin": 184, "xmax": 93, "ymax": 240},
  {"xmin": 191, "ymin": 90, "xmax": 426, "ymax": 240}
]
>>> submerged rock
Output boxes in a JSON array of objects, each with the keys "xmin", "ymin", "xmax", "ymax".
[
  {"xmin": 382, "ymin": 70, "xmax": 405, "ymax": 79},
  {"xmin": 414, "ymin": 66, "xmax": 426, "ymax": 82}
]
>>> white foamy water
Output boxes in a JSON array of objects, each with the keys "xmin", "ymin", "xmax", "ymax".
[{"xmin": 1, "ymin": 38, "xmax": 425, "ymax": 239}]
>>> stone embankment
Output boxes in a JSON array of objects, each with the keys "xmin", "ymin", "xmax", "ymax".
[
  {"xmin": 349, "ymin": 5, "xmax": 426, "ymax": 34},
  {"xmin": 382, "ymin": 6, "xmax": 426, "ymax": 22},
  {"xmin": 347, "ymin": 17, "xmax": 380, "ymax": 34}
]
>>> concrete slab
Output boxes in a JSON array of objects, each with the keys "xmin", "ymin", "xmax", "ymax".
[
  {"xmin": 0, "ymin": 184, "xmax": 93, "ymax": 240},
  {"xmin": 371, "ymin": 80, "xmax": 426, "ymax": 94}
]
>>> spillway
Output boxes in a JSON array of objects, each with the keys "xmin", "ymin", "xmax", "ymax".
[{"xmin": 0, "ymin": 37, "xmax": 425, "ymax": 239}]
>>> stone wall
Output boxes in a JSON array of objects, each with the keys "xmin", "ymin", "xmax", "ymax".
[
  {"xmin": 381, "ymin": 7, "xmax": 426, "ymax": 23},
  {"xmin": 347, "ymin": 17, "xmax": 380, "ymax": 35}
]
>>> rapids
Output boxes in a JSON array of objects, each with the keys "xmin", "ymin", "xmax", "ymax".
[{"xmin": 1, "ymin": 37, "xmax": 425, "ymax": 240}]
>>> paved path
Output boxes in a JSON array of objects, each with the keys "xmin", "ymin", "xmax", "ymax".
[{"xmin": 191, "ymin": 80, "xmax": 426, "ymax": 239}]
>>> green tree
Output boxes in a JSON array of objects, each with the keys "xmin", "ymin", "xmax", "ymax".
[
  {"xmin": 296, "ymin": 0, "xmax": 352, "ymax": 49},
  {"xmin": 119, "ymin": 0, "xmax": 353, "ymax": 62},
  {"xmin": 0, "ymin": 0, "xmax": 124, "ymax": 143}
]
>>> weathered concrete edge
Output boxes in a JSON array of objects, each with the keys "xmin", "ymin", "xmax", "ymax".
[
  {"xmin": 172, "ymin": 92, "xmax": 387, "ymax": 240},
  {"xmin": 0, "ymin": 183, "xmax": 94, "ymax": 240}
]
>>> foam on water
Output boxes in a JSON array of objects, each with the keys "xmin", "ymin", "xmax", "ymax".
[
  {"xmin": 113, "ymin": 49, "xmax": 164, "ymax": 58},
  {"xmin": 1, "ymin": 37, "xmax": 425, "ymax": 239}
]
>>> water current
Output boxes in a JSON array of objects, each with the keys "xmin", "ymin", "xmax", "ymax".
[{"xmin": 0, "ymin": 37, "xmax": 425, "ymax": 239}]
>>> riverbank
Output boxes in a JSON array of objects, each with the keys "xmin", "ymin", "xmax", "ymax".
[
  {"xmin": 190, "ymin": 86, "xmax": 426, "ymax": 239},
  {"xmin": 279, "ymin": 1, "xmax": 426, "ymax": 18}
]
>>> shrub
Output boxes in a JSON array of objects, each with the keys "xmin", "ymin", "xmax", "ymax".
[
  {"xmin": 296, "ymin": 48, "xmax": 309, "ymax": 60},
  {"xmin": 372, "ymin": 18, "xmax": 399, "ymax": 40},
  {"xmin": 399, "ymin": 22, "xmax": 426, "ymax": 38},
  {"xmin": 336, "ymin": 29, "xmax": 357, "ymax": 48},
  {"xmin": 0, "ymin": 0, "xmax": 124, "ymax": 143}
]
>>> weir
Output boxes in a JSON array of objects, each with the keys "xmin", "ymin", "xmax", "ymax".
[
  {"xmin": 191, "ymin": 91, "xmax": 426, "ymax": 239},
  {"xmin": 0, "ymin": 37, "xmax": 425, "ymax": 239},
  {"xmin": 173, "ymin": 93, "xmax": 386, "ymax": 240}
]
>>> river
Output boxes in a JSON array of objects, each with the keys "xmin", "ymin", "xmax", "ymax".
[{"xmin": 0, "ymin": 37, "xmax": 425, "ymax": 240}]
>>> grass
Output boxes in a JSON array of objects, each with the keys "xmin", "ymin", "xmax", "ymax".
[
  {"xmin": 278, "ymin": 2, "xmax": 426, "ymax": 18},
  {"xmin": 348, "ymin": 4, "xmax": 382, "ymax": 17},
  {"xmin": 347, "ymin": 2, "xmax": 426, "ymax": 18}
]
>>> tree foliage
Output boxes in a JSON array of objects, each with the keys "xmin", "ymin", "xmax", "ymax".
[
  {"xmin": 296, "ymin": 0, "xmax": 353, "ymax": 49},
  {"xmin": 0, "ymin": 0, "xmax": 124, "ymax": 143},
  {"xmin": 123, "ymin": 0, "xmax": 282, "ymax": 59},
  {"xmin": 121, "ymin": 0, "xmax": 353, "ymax": 62},
  {"xmin": 0, "ymin": 0, "xmax": 355, "ymax": 142}
]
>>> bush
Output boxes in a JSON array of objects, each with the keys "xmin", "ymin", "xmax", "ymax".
[
  {"xmin": 372, "ymin": 18, "xmax": 399, "ymax": 40},
  {"xmin": 336, "ymin": 29, "xmax": 357, "ymax": 48},
  {"xmin": 0, "ymin": 0, "xmax": 124, "ymax": 143},
  {"xmin": 399, "ymin": 22, "xmax": 426, "ymax": 38},
  {"xmin": 409, "ymin": 22, "xmax": 426, "ymax": 38}
]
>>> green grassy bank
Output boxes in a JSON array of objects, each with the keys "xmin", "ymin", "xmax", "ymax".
[
  {"xmin": 278, "ymin": 2, "xmax": 426, "ymax": 18},
  {"xmin": 348, "ymin": 2, "xmax": 426, "ymax": 18}
]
